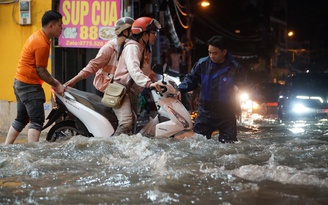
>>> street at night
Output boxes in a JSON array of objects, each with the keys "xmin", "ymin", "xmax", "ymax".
[{"xmin": 1, "ymin": 0, "xmax": 328, "ymax": 204}]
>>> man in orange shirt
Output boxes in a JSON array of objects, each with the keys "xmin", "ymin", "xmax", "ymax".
[{"xmin": 5, "ymin": 10, "xmax": 65, "ymax": 144}]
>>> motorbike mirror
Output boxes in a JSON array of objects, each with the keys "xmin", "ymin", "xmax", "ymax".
[{"xmin": 151, "ymin": 64, "xmax": 164, "ymax": 75}]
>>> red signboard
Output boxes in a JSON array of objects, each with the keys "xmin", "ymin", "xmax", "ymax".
[{"xmin": 58, "ymin": 0, "xmax": 121, "ymax": 48}]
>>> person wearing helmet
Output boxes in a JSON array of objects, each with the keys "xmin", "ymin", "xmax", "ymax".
[
  {"xmin": 65, "ymin": 17, "xmax": 135, "ymax": 95},
  {"xmin": 111, "ymin": 17, "xmax": 162, "ymax": 136}
]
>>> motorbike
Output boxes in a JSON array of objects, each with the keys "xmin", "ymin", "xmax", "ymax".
[{"xmin": 42, "ymin": 64, "xmax": 194, "ymax": 142}]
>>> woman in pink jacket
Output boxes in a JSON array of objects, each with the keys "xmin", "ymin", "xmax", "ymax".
[
  {"xmin": 65, "ymin": 17, "xmax": 135, "ymax": 93},
  {"xmin": 112, "ymin": 17, "xmax": 162, "ymax": 135}
]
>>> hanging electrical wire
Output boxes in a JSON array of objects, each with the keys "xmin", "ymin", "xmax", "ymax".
[
  {"xmin": 11, "ymin": 0, "xmax": 20, "ymax": 25},
  {"xmin": 174, "ymin": 0, "xmax": 187, "ymax": 16},
  {"xmin": 0, "ymin": 0, "xmax": 18, "ymax": 3},
  {"xmin": 0, "ymin": 0, "xmax": 20, "ymax": 25},
  {"xmin": 171, "ymin": 0, "xmax": 263, "ymax": 42},
  {"xmin": 195, "ymin": 10, "xmax": 264, "ymax": 42},
  {"xmin": 173, "ymin": 0, "xmax": 188, "ymax": 29}
]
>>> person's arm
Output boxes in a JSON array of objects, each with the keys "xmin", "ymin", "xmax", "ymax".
[
  {"xmin": 65, "ymin": 42, "xmax": 115, "ymax": 87},
  {"xmin": 178, "ymin": 60, "xmax": 201, "ymax": 93},
  {"xmin": 34, "ymin": 44, "xmax": 65, "ymax": 95},
  {"xmin": 64, "ymin": 72, "xmax": 84, "ymax": 87},
  {"xmin": 124, "ymin": 45, "xmax": 153, "ymax": 88},
  {"xmin": 36, "ymin": 67, "xmax": 65, "ymax": 95},
  {"xmin": 139, "ymin": 53, "xmax": 158, "ymax": 82},
  {"xmin": 116, "ymin": 45, "xmax": 160, "ymax": 91},
  {"xmin": 148, "ymin": 71, "xmax": 158, "ymax": 82}
]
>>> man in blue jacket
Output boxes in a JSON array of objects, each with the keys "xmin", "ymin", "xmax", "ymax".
[{"xmin": 178, "ymin": 35, "xmax": 247, "ymax": 143}]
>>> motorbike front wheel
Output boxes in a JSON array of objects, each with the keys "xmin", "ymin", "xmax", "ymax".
[{"xmin": 46, "ymin": 120, "xmax": 79, "ymax": 142}]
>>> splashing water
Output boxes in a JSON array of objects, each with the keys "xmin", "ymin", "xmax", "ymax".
[{"xmin": 1, "ymin": 121, "xmax": 328, "ymax": 205}]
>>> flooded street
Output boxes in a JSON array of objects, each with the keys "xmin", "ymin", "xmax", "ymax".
[{"xmin": 1, "ymin": 119, "xmax": 328, "ymax": 205}]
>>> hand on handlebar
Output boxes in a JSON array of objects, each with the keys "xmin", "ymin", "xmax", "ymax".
[
  {"xmin": 150, "ymin": 82, "xmax": 164, "ymax": 93},
  {"xmin": 52, "ymin": 83, "xmax": 66, "ymax": 96},
  {"xmin": 177, "ymin": 91, "xmax": 182, "ymax": 101}
]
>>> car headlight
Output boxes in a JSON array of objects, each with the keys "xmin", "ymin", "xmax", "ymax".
[
  {"xmin": 239, "ymin": 92, "xmax": 249, "ymax": 101},
  {"xmin": 292, "ymin": 103, "xmax": 311, "ymax": 113},
  {"xmin": 296, "ymin": 95, "xmax": 324, "ymax": 103},
  {"xmin": 239, "ymin": 92, "xmax": 254, "ymax": 112},
  {"xmin": 252, "ymin": 101, "xmax": 259, "ymax": 109}
]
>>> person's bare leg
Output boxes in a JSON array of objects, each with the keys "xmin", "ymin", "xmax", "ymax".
[
  {"xmin": 5, "ymin": 126, "xmax": 20, "ymax": 144},
  {"xmin": 27, "ymin": 128, "xmax": 41, "ymax": 142}
]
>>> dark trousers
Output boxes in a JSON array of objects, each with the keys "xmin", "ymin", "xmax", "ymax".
[{"xmin": 194, "ymin": 114, "xmax": 237, "ymax": 142}]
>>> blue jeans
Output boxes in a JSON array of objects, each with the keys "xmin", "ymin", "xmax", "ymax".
[{"xmin": 12, "ymin": 79, "xmax": 45, "ymax": 132}]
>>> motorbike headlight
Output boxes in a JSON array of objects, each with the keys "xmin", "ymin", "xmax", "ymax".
[{"xmin": 168, "ymin": 106, "xmax": 189, "ymax": 128}]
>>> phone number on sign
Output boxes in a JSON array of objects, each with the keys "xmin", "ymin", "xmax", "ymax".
[{"xmin": 64, "ymin": 40, "xmax": 105, "ymax": 47}]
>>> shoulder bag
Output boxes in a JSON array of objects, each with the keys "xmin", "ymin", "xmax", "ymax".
[
  {"xmin": 101, "ymin": 80, "xmax": 133, "ymax": 108},
  {"xmin": 101, "ymin": 43, "xmax": 144, "ymax": 108}
]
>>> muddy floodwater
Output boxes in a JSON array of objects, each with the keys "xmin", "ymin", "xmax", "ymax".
[{"xmin": 1, "ymin": 119, "xmax": 328, "ymax": 205}]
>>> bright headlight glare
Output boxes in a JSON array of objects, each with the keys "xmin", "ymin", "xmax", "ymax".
[
  {"xmin": 310, "ymin": 96, "xmax": 323, "ymax": 103},
  {"xmin": 239, "ymin": 93, "xmax": 249, "ymax": 101},
  {"xmin": 296, "ymin": 95, "xmax": 309, "ymax": 100},
  {"xmin": 292, "ymin": 103, "xmax": 310, "ymax": 113},
  {"xmin": 252, "ymin": 102, "xmax": 259, "ymax": 109},
  {"xmin": 296, "ymin": 95, "xmax": 323, "ymax": 103},
  {"xmin": 241, "ymin": 100, "xmax": 253, "ymax": 111}
]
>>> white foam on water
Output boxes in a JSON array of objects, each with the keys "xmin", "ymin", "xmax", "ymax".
[{"xmin": 232, "ymin": 161, "xmax": 328, "ymax": 187}]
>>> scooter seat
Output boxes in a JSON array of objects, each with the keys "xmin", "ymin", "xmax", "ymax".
[{"xmin": 66, "ymin": 87, "xmax": 118, "ymax": 124}]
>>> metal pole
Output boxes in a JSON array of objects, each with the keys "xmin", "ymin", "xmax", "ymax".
[
  {"xmin": 154, "ymin": 0, "xmax": 161, "ymax": 64},
  {"xmin": 186, "ymin": 2, "xmax": 193, "ymax": 73}
]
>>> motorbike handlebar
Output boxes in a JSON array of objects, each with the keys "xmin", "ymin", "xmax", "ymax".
[
  {"xmin": 150, "ymin": 85, "xmax": 167, "ymax": 93},
  {"xmin": 159, "ymin": 85, "xmax": 167, "ymax": 93}
]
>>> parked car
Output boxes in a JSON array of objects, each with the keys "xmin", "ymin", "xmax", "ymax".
[
  {"xmin": 278, "ymin": 73, "xmax": 328, "ymax": 121},
  {"xmin": 238, "ymin": 83, "xmax": 282, "ymax": 116}
]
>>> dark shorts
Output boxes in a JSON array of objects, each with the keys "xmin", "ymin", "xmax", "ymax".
[
  {"xmin": 12, "ymin": 79, "xmax": 46, "ymax": 132},
  {"xmin": 194, "ymin": 114, "xmax": 237, "ymax": 142}
]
